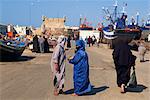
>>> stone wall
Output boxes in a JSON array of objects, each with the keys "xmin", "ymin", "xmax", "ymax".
[
  {"xmin": 33, "ymin": 16, "xmax": 66, "ymax": 36},
  {"xmin": 41, "ymin": 16, "xmax": 66, "ymax": 35}
]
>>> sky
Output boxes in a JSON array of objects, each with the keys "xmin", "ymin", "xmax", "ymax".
[{"xmin": 0, "ymin": 0, "xmax": 150, "ymax": 27}]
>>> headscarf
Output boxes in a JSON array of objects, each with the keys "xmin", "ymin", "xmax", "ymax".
[
  {"xmin": 76, "ymin": 40, "xmax": 85, "ymax": 51},
  {"xmin": 57, "ymin": 35, "xmax": 66, "ymax": 48}
]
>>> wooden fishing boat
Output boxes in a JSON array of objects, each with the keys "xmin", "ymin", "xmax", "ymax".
[{"xmin": 0, "ymin": 40, "xmax": 25, "ymax": 60}]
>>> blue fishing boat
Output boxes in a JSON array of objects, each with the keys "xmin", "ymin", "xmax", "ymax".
[
  {"xmin": 0, "ymin": 39, "xmax": 25, "ymax": 60},
  {"xmin": 140, "ymin": 18, "xmax": 150, "ymax": 31},
  {"xmin": 102, "ymin": 1, "xmax": 141, "ymax": 43}
]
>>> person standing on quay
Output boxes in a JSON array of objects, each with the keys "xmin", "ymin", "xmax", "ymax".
[
  {"xmin": 67, "ymin": 35, "xmax": 71, "ymax": 49},
  {"xmin": 43, "ymin": 36, "xmax": 50, "ymax": 53},
  {"xmin": 88, "ymin": 36, "xmax": 91, "ymax": 47},
  {"xmin": 68, "ymin": 40, "xmax": 92, "ymax": 96},
  {"xmin": 33, "ymin": 35, "xmax": 39, "ymax": 53},
  {"xmin": 51, "ymin": 35, "xmax": 66, "ymax": 96},
  {"xmin": 112, "ymin": 39, "xmax": 135, "ymax": 93},
  {"xmin": 38, "ymin": 35, "xmax": 45, "ymax": 53},
  {"xmin": 85, "ymin": 36, "xmax": 88, "ymax": 47},
  {"xmin": 91, "ymin": 35, "xmax": 96, "ymax": 46},
  {"xmin": 138, "ymin": 41, "xmax": 146, "ymax": 62}
]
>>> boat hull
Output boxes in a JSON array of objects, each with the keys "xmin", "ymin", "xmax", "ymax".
[
  {"xmin": 103, "ymin": 28, "xmax": 142, "ymax": 49},
  {"xmin": 115, "ymin": 29, "xmax": 141, "ymax": 40},
  {"xmin": 0, "ymin": 43, "xmax": 25, "ymax": 60}
]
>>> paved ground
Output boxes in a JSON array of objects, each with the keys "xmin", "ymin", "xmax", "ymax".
[{"xmin": 0, "ymin": 43, "xmax": 150, "ymax": 100}]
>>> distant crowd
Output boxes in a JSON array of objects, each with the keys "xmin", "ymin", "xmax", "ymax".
[
  {"xmin": 32, "ymin": 35, "xmax": 72, "ymax": 53},
  {"xmin": 84, "ymin": 35, "xmax": 102, "ymax": 47}
]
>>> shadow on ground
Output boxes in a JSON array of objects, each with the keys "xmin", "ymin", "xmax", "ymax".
[
  {"xmin": 127, "ymin": 84, "xmax": 148, "ymax": 93},
  {"xmin": 0, "ymin": 56, "xmax": 35, "ymax": 62},
  {"xmin": 64, "ymin": 86, "xmax": 109, "ymax": 96},
  {"xmin": 33, "ymin": 51, "xmax": 53, "ymax": 53},
  {"xmin": 144, "ymin": 60, "xmax": 149, "ymax": 62}
]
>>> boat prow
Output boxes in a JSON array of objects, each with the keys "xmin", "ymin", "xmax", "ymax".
[
  {"xmin": 0, "ymin": 40, "xmax": 25, "ymax": 61},
  {"xmin": 103, "ymin": 30, "xmax": 117, "ymax": 39}
]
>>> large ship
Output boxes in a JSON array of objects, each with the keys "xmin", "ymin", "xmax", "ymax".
[
  {"xmin": 79, "ymin": 17, "xmax": 93, "ymax": 30},
  {"xmin": 78, "ymin": 17, "xmax": 100, "ymax": 41},
  {"xmin": 102, "ymin": 0, "xmax": 141, "ymax": 44}
]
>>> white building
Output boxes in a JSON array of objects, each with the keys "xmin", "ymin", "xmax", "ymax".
[
  {"xmin": 14, "ymin": 25, "xmax": 31, "ymax": 35},
  {"xmin": 79, "ymin": 30, "xmax": 100, "ymax": 40},
  {"xmin": 7, "ymin": 24, "xmax": 15, "ymax": 33},
  {"xmin": 64, "ymin": 26, "xmax": 79, "ymax": 31}
]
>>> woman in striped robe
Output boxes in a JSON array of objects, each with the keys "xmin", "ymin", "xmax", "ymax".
[{"xmin": 51, "ymin": 35, "xmax": 66, "ymax": 96}]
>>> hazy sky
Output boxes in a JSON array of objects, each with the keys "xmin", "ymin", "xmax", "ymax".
[{"xmin": 0, "ymin": 0, "xmax": 150, "ymax": 27}]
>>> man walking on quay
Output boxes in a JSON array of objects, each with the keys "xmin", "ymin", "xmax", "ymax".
[{"xmin": 112, "ymin": 39, "xmax": 136, "ymax": 93}]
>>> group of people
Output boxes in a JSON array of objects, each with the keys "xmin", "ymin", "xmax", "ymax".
[
  {"xmin": 32, "ymin": 35, "xmax": 49, "ymax": 53},
  {"xmin": 51, "ymin": 35, "xmax": 91, "ymax": 96},
  {"xmin": 32, "ymin": 35, "xmax": 72, "ymax": 53},
  {"xmin": 85, "ymin": 35, "xmax": 100, "ymax": 47},
  {"xmin": 50, "ymin": 35, "xmax": 148, "ymax": 96}
]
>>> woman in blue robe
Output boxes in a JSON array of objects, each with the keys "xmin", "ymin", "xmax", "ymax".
[{"xmin": 68, "ymin": 40, "xmax": 92, "ymax": 96}]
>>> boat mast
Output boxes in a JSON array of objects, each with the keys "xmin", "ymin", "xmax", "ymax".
[
  {"xmin": 113, "ymin": 0, "xmax": 118, "ymax": 22},
  {"xmin": 122, "ymin": 6, "xmax": 126, "ymax": 14},
  {"xmin": 102, "ymin": 0, "xmax": 118, "ymax": 25},
  {"xmin": 136, "ymin": 12, "xmax": 139, "ymax": 26},
  {"xmin": 148, "ymin": 13, "xmax": 150, "ymax": 20},
  {"xmin": 79, "ymin": 14, "xmax": 82, "ymax": 27},
  {"xmin": 102, "ymin": 7, "xmax": 114, "ymax": 25},
  {"xmin": 147, "ymin": 13, "xmax": 150, "ymax": 24}
]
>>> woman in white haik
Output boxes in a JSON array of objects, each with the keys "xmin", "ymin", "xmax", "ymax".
[
  {"xmin": 138, "ymin": 41, "xmax": 146, "ymax": 62},
  {"xmin": 51, "ymin": 35, "xmax": 66, "ymax": 96}
]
